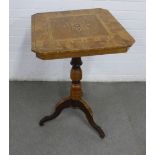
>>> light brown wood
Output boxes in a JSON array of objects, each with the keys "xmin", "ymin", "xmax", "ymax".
[
  {"xmin": 34, "ymin": 8, "xmax": 135, "ymax": 139},
  {"xmin": 70, "ymin": 67, "xmax": 83, "ymax": 100},
  {"xmin": 70, "ymin": 57, "xmax": 83, "ymax": 101},
  {"xmin": 31, "ymin": 8, "xmax": 135, "ymax": 60}
]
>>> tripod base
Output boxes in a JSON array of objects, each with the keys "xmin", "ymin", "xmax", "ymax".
[
  {"xmin": 39, "ymin": 96, "xmax": 105, "ymax": 138},
  {"xmin": 39, "ymin": 57, "xmax": 105, "ymax": 139}
]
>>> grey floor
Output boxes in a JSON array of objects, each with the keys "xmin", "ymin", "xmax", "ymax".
[{"xmin": 10, "ymin": 82, "xmax": 146, "ymax": 155}]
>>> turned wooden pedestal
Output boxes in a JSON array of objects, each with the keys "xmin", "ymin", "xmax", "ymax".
[{"xmin": 39, "ymin": 57, "xmax": 105, "ymax": 138}]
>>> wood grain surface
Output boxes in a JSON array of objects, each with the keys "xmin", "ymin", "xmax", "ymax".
[{"xmin": 31, "ymin": 8, "xmax": 135, "ymax": 60}]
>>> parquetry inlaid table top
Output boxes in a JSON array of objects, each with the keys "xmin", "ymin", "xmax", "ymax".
[{"xmin": 31, "ymin": 8, "xmax": 135, "ymax": 60}]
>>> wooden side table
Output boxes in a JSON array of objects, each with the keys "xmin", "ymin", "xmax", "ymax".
[{"xmin": 31, "ymin": 8, "xmax": 135, "ymax": 139}]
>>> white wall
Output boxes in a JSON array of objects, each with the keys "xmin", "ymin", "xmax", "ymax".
[{"xmin": 9, "ymin": 0, "xmax": 146, "ymax": 81}]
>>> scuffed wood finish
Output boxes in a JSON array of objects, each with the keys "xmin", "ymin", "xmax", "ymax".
[
  {"xmin": 31, "ymin": 8, "xmax": 135, "ymax": 60},
  {"xmin": 33, "ymin": 8, "xmax": 135, "ymax": 139}
]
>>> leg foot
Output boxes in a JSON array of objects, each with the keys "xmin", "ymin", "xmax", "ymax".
[
  {"xmin": 39, "ymin": 116, "xmax": 53, "ymax": 126},
  {"xmin": 39, "ymin": 97, "xmax": 71, "ymax": 126},
  {"xmin": 76, "ymin": 100, "xmax": 105, "ymax": 139}
]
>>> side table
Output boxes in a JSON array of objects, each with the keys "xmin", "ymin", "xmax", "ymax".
[{"xmin": 31, "ymin": 8, "xmax": 135, "ymax": 139}]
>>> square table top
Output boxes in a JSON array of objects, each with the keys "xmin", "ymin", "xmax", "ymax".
[{"xmin": 31, "ymin": 8, "xmax": 135, "ymax": 60}]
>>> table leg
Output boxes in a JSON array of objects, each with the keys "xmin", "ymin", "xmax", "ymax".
[{"xmin": 39, "ymin": 97, "xmax": 71, "ymax": 126}]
